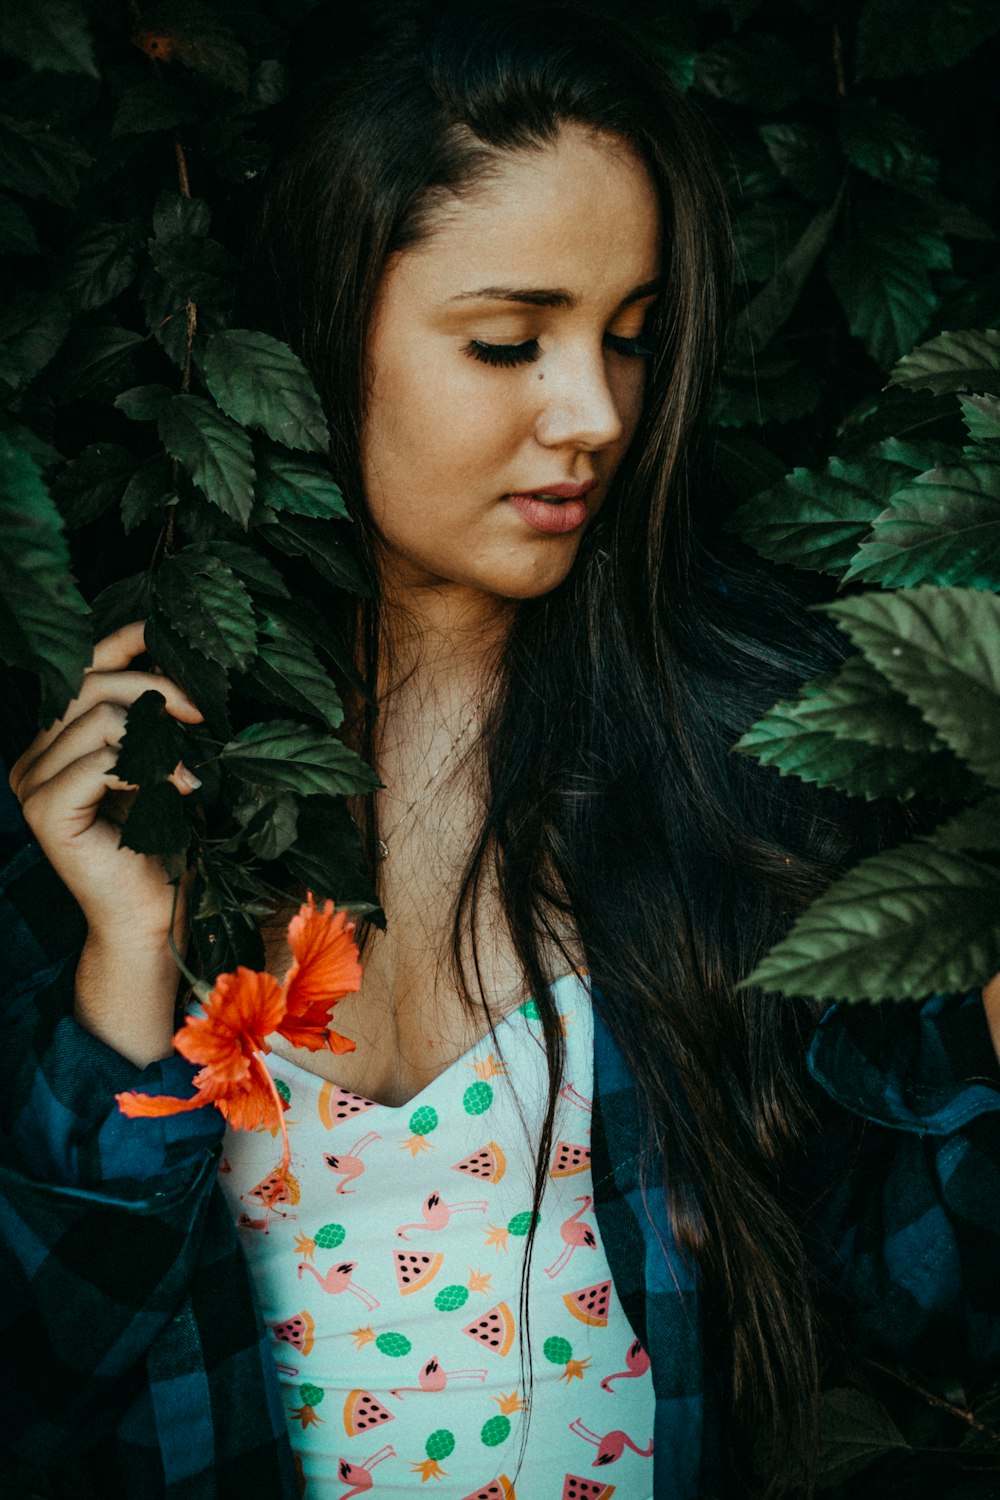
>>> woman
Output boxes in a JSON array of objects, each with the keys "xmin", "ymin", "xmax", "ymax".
[{"xmin": 3, "ymin": 4, "xmax": 1000, "ymax": 1497}]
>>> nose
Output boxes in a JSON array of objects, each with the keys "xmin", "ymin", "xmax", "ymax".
[{"xmin": 534, "ymin": 343, "xmax": 625, "ymax": 452}]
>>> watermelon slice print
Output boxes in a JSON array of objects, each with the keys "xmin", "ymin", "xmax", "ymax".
[
  {"xmin": 550, "ymin": 1141, "xmax": 591, "ymax": 1177},
  {"xmin": 343, "ymin": 1388, "xmax": 395, "ymax": 1436},
  {"xmin": 562, "ymin": 1477, "xmax": 615, "ymax": 1500},
  {"xmin": 461, "ymin": 1478, "xmax": 516, "ymax": 1500},
  {"xmin": 563, "ymin": 1279, "xmax": 611, "ymax": 1328},
  {"xmin": 318, "ymin": 1082, "xmax": 376, "ymax": 1130},
  {"xmin": 462, "ymin": 1302, "xmax": 515, "ymax": 1356},
  {"xmin": 393, "ymin": 1250, "xmax": 444, "ymax": 1295},
  {"xmin": 452, "ymin": 1141, "xmax": 507, "ymax": 1183},
  {"xmin": 271, "ymin": 1309, "xmax": 315, "ymax": 1355}
]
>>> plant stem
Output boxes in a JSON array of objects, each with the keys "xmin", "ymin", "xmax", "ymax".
[{"xmin": 867, "ymin": 1361, "xmax": 1000, "ymax": 1444}]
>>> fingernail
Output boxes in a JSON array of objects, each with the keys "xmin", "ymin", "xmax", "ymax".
[{"xmin": 176, "ymin": 766, "xmax": 202, "ymax": 791}]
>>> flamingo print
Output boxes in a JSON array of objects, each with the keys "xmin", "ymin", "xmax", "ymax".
[
  {"xmin": 569, "ymin": 1417, "xmax": 654, "ymax": 1466},
  {"xmin": 337, "ymin": 1445, "xmax": 396, "ymax": 1499},
  {"xmin": 600, "ymin": 1336, "xmax": 651, "ymax": 1392},
  {"xmin": 298, "ymin": 1259, "xmax": 380, "ymax": 1310},
  {"xmin": 324, "ymin": 1131, "xmax": 381, "ymax": 1193},
  {"xmin": 395, "ymin": 1192, "xmax": 489, "ymax": 1239},
  {"xmin": 389, "ymin": 1356, "xmax": 487, "ymax": 1398},
  {"xmin": 559, "ymin": 1082, "xmax": 593, "ymax": 1114},
  {"xmin": 544, "ymin": 1194, "xmax": 597, "ymax": 1278}
]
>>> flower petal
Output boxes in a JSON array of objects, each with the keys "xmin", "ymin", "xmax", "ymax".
[
  {"xmin": 174, "ymin": 968, "xmax": 286, "ymax": 1091},
  {"xmin": 215, "ymin": 1071, "xmax": 282, "ymax": 1132},
  {"xmin": 116, "ymin": 1090, "xmax": 213, "ymax": 1118},
  {"xmin": 280, "ymin": 893, "xmax": 362, "ymax": 1048}
]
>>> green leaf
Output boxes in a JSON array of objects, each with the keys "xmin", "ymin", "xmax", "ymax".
[
  {"xmin": 118, "ymin": 780, "xmax": 191, "ymax": 858},
  {"xmin": 150, "ymin": 233, "xmax": 234, "ymax": 305},
  {"xmin": 190, "ymin": 865, "xmax": 266, "ymax": 981},
  {"xmin": 61, "ymin": 219, "xmax": 141, "ymax": 312},
  {"xmin": 845, "ymin": 461, "xmax": 1000, "ymax": 588},
  {"xmin": 52, "ymin": 442, "xmax": 136, "ymax": 528},
  {"xmin": 0, "ymin": 117, "xmax": 91, "ymax": 206},
  {"xmin": 827, "ymin": 201, "xmax": 950, "ymax": 366},
  {"xmin": 89, "ymin": 571, "xmax": 152, "ymax": 640},
  {"xmin": 746, "ymin": 841, "xmax": 1000, "ymax": 1001},
  {"xmin": 758, "ymin": 123, "xmax": 842, "ymax": 204},
  {"xmin": 157, "ymin": 393, "xmax": 255, "ymax": 526},
  {"xmin": 0, "ymin": 0, "xmax": 98, "ymax": 76},
  {"xmin": 712, "ymin": 431, "xmax": 788, "ymax": 500},
  {"xmin": 221, "ymin": 720, "xmax": 380, "ymax": 798},
  {"xmin": 0, "ymin": 192, "xmax": 39, "ymax": 255},
  {"xmin": 728, "ymin": 454, "xmax": 905, "ymax": 573},
  {"xmin": 255, "ymin": 445, "xmax": 348, "ymax": 519},
  {"xmin": 115, "ymin": 688, "xmax": 187, "ymax": 785},
  {"xmin": 282, "ymin": 795, "xmax": 381, "ymax": 919},
  {"xmin": 735, "ymin": 656, "xmax": 975, "ymax": 802},
  {"xmin": 50, "ymin": 322, "xmax": 144, "ymax": 401},
  {"xmin": 111, "ymin": 77, "xmax": 202, "ymax": 137},
  {"xmin": 887, "ymin": 328, "xmax": 1000, "ymax": 398},
  {"xmin": 114, "ymin": 384, "xmax": 173, "ymax": 422},
  {"xmin": 695, "ymin": 35, "xmax": 815, "ymax": 110},
  {"xmin": 194, "ymin": 541, "xmax": 289, "ymax": 598},
  {"xmin": 856, "ymin": 0, "xmax": 1000, "ymax": 80},
  {"xmin": 235, "ymin": 790, "xmax": 300, "ymax": 861},
  {"xmin": 816, "ymin": 1388, "xmax": 911, "ymax": 1486},
  {"xmin": 120, "ymin": 457, "xmax": 174, "ymax": 534},
  {"xmin": 152, "ymin": 191, "xmax": 210, "ymax": 243},
  {"xmin": 732, "ymin": 198, "xmax": 813, "ymax": 284},
  {"xmin": 153, "ymin": 549, "xmax": 257, "ymax": 672},
  {"xmin": 204, "ymin": 331, "xmax": 330, "ymax": 453},
  {"xmin": 259, "ymin": 513, "xmax": 367, "ymax": 594},
  {"xmin": 730, "ymin": 195, "xmax": 842, "ymax": 358},
  {"xmin": 821, "ymin": 587, "xmax": 1000, "ymax": 788},
  {"xmin": 0, "ymin": 435, "xmax": 92, "ymax": 721},
  {"xmin": 247, "ymin": 613, "xmax": 344, "ymax": 731},
  {"xmin": 961, "ymin": 395, "xmax": 1000, "ymax": 443},
  {"xmin": 145, "ymin": 610, "xmax": 230, "ymax": 739},
  {"xmin": 928, "ymin": 795, "xmax": 1000, "ymax": 855},
  {"xmin": 838, "ymin": 100, "xmax": 938, "ymax": 194},
  {"xmin": 713, "ymin": 357, "xmax": 822, "ymax": 427},
  {"xmin": 0, "ymin": 290, "xmax": 72, "ymax": 391},
  {"xmin": 131, "ymin": 0, "xmax": 250, "ymax": 94},
  {"xmin": 246, "ymin": 60, "xmax": 288, "ymax": 111}
]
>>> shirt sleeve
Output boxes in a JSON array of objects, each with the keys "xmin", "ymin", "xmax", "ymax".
[{"xmin": 806, "ymin": 990, "xmax": 1000, "ymax": 1377}]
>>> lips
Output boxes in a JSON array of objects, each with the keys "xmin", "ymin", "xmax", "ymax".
[
  {"xmin": 506, "ymin": 480, "xmax": 595, "ymax": 536},
  {"xmin": 513, "ymin": 480, "xmax": 596, "ymax": 502}
]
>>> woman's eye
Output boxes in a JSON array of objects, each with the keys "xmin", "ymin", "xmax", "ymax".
[
  {"xmin": 464, "ymin": 339, "xmax": 540, "ymax": 368},
  {"xmin": 604, "ymin": 332, "xmax": 654, "ymax": 359}
]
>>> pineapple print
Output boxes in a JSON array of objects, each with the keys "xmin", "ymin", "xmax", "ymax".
[
  {"xmin": 433, "ymin": 1267, "xmax": 493, "ymax": 1312},
  {"xmin": 411, "ymin": 1427, "xmax": 456, "ymax": 1481},
  {"xmin": 463, "ymin": 1082, "xmax": 493, "ymax": 1116},
  {"xmin": 289, "ymin": 1382, "xmax": 324, "ymax": 1429},
  {"xmin": 543, "ymin": 1335, "xmax": 591, "ymax": 1384},
  {"xmin": 400, "ymin": 1104, "xmax": 439, "ymax": 1156},
  {"xmin": 481, "ymin": 1392, "xmax": 525, "ymax": 1448},
  {"xmin": 484, "ymin": 1210, "xmax": 538, "ymax": 1252}
]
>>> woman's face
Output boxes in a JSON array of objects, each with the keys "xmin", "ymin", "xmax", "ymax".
[{"xmin": 361, "ymin": 125, "xmax": 662, "ymax": 603}]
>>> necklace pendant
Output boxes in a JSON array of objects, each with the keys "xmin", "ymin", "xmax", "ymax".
[{"xmin": 376, "ymin": 838, "xmax": 389, "ymax": 861}]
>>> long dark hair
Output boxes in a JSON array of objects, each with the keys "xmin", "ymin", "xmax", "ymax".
[{"xmin": 243, "ymin": 3, "xmax": 889, "ymax": 1488}]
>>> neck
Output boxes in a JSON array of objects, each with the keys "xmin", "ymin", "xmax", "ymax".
[{"xmin": 377, "ymin": 579, "xmax": 515, "ymax": 705}]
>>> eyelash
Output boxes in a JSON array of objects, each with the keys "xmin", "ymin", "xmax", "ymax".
[{"xmin": 463, "ymin": 333, "xmax": 654, "ymax": 368}]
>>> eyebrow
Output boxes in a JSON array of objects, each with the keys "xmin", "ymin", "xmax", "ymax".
[{"xmin": 448, "ymin": 277, "xmax": 663, "ymax": 309}]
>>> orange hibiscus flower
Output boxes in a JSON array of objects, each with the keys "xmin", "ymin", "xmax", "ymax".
[{"xmin": 116, "ymin": 894, "xmax": 362, "ymax": 1145}]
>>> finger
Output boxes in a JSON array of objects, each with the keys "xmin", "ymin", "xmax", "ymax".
[
  {"xmin": 87, "ymin": 620, "xmax": 149, "ymax": 675},
  {"xmin": 14, "ymin": 701, "xmax": 129, "ymax": 804},
  {"xmin": 20, "ymin": 745, "xmax": 140, "ymax": 842}
]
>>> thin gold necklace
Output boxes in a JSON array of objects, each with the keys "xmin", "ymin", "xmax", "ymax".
[{"xmin": 375, "ymin": 708, "xmax": 479, "ymax": 861}]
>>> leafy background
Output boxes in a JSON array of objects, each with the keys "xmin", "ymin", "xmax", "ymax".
[{"xmin": 1, "ymin": 0, "xmax": 999, "ymax": 1494}]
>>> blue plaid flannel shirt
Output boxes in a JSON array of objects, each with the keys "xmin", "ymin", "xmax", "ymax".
[{"xmin": 2, "ymin": 798, "xmax": 1000, "ymax": 1498}]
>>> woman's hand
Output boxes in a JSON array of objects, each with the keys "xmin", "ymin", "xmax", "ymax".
[{"xmin": 8, "ymin": 621, "xmax": 206, "ymax": 1064}]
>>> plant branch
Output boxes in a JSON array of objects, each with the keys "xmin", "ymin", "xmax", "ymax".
[{"xmin": 867, "ymin": 1362, "xmax": 1000, "ymax": 1445}]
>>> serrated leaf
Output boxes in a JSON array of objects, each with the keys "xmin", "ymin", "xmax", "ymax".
[
  {"xmin": 247, "ymin": 613, "xmax": 344, "ymax": 731},
  {"xmin": 845, "ymin": 461, "xmax": 1000, "ymax": 588},
  {"xmin": 221, "ymin": 720, "xmax": 380, "ymax": 798},
  {"xmin": 747, "ymin": 842, "xmax": 1000, "ymax": 1001},
  {"xmin": 0, "ymin": 0, "xmax": 98, "ymax": 76},
  {"xmin": 732, "ymin": 198, "xmax": 813, "ymax": 285},
  {"xmin": 695, "ymin": 35, "xmax": 814, "ymax": 110},
  {"xmin": 114, "ymin": 384, "xmax": 173, "ymax": 422},
  {"xmin": 827, "ymin": 201, "xmax": 950, "ymax": 366},
  {"xmin": 821, "ymin": 587, "xmax": 1000, "ymax": 788},
  {"xmin": 0, "ymin": 117, "xmax": 91, "ymax": 207},
  {"xmin": 255, "ymin": 445, "xmax": 348, "ymax": 519},
  {"xmin": 246, "ymin": 59, "xmax": 288, "ymax": 110},
  {"xmin": 838, "ymin": 99, "xmax": 938, "ymax": 194},
  {"xmin": 816, "ymin": 1388, "xmax": 911, "ymax": 1486},
  {"xmin": 115, "ymin": 688, "xmax": 187, "ymax": 784},
  {"xmin": 190, "ymin": 867, "xmax": 265, "ymax": 981},
  {"xmin": 0, "ymin": 192, "xmax": 39, "ymax": 255},
  {"xmin": 152, "ymin": 191, "xmax": 210, "ymax": 243},
  {"xmin": 856, "ymin": 0, "xmax": 1000, "ymax": 80},
  {"xmin": 887, "ymin": 329, "xmax": 1000, "ymax": 398},
  {"xmin": 730, "ymin": 195, "xmax": 842, "ymax": 358},
  {"xmin": 712, "ymin": 431, "xmax": 788, "ymax": 500},
  {"xmin": 729, "ymin": 454, "xmax": 905, "ymax": 573},
  {"xmin": 735, "ymin": 656, "xmax": 975, "ymax": 802},
  {"xmin": 203, "ymin": 330, "xmax": 329, "ymax": 453},
  {"xmin": 62, "ymin": 219, "xmax": 141, "ymax": 312},
  {"xmin": 145, "ymin": 610, "xmax": 230, "ymax": 738},
  {"xmin": 111, "ymin": 77, "xmax": 202, "ymax": 137},
  {"xmin": 157, "ymin": 393, "xmax": 254, "ymax": 525},
  {"xmin": 52, "ymin": 442, "xmax": 135, "ymax": 528},
  {"xmin": 153, "ymin": 550, "xmax": 257, "ymax": 672},
  {"xmin": 121, "ymin": 457, "xmax": 174, "ymax": 534},
  {"xmin": 50, "ymin": 323, "xmax": 144, "ymax": 402},
  {"xmin": 194, "ymin": 541, "xmax": 289, "ymax": 598},
  {"xmin": 961, "ymin": 395, "xmax": 1000, "ymax": 443},
  {"xmin": 758, "ymin": 123, "xmax": 842, "ymax": 204},
  {"xmin": 928, "ymin": 795, "xmax": 1000, "ymax": 854},
  {"xmin": 283, "ymin": 795, "xmax": 381, "ymax": 920},
  {"xmin": 237, "ymin": 791, "xmax": 299, "ymax": 861},
  {"xmin": 132, "ymin": 1, "xmax": 250, "ymax": 94},
  {"xmin": 0, "ymin": 435, "xmax": 92, "ymax": 721},
  {"xmin": 713, "ymin": 357, "xmax": 822, "ymax": 427},
  {"xmin": 89, "ymin": 571, "xmax": 152, "ymax": 640},
  {"xmin": 150, "ymin": 233, "xmax": 234, "ymax": 304},
  {"xmin": 0, "ymin": 290, "xmax": 72, "ymax": 391},
  {"xmin": 259, "ymin": 513, "xmax": 367, "ymax": 594},
  {"xmin": 118, "ymin": 780, "xmax": 191, "ymax": 858}
]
